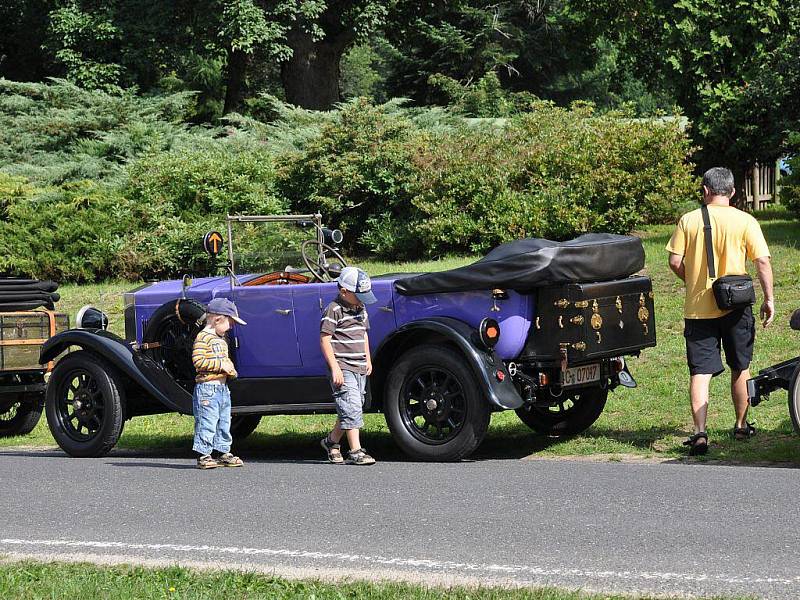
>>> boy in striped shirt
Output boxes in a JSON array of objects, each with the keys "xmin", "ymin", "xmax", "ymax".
[
  {"xmin": 320, "ymin": 267, "xmax": 378, "ymax": 465},
  {"xmin": 191, "ymin": 297, "xmax": 246, "ymax": 469}
]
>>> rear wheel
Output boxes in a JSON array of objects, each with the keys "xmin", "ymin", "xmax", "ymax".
[
  {"xmin": 384, "ymin": 345, "xmax": 489, "ymax": 461},
  {"xmin": 0, "ymin": 393, "xmax": 43, "ymax": 437},
  {"xmin": 230, "ymin": 415, "xmax": 261, "ymax": 440},
  {"xmin": 789, "ymin": 365, "xmax": 800, "ymax": 433},
  {"xmin": 45, "ymin": 351, "xmax": 125, "ymax": 457},
  {"xmin": 516, "ymin": 387, "xmax": 607, "ymax": 436}
]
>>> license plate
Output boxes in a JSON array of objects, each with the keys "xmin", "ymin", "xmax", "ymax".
[{"xmin": 563, "ymin": 363, "xmax": 601, "ymax": 387}]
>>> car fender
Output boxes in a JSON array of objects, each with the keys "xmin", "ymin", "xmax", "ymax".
[
  {"xmin": 39, "ymin": 329, "xmax": 192, "ymax": 414},
  {"xmin": 373, "ymin": 317, "xmax": 523, "ymax": 410}
]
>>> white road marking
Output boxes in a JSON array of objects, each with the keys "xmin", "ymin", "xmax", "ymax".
[{"xmin": 1, "ymin": 538, "xmax": 799, "ymax": 587}]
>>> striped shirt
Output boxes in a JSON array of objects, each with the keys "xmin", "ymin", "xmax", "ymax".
[
  {"xmin": 192, "ymin": 329, "xmax": 230, "ymax": 383},
  {"xmin": 320, "ymin": 297, "xmax": 370, "ymax": 374}
]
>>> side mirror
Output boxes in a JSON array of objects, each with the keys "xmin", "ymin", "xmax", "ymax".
[
  {"xmin": 76, "ymin": 305, "xmax": 109, "ymax": 330},
  {"xmin": 790, "ymin": 309, "xmax": 800, "ymax": 331}
]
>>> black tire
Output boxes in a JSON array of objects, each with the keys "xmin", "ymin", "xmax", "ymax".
[
  {"xmin": 384, "ymin": 345, "xmax": 490, "ymax": 461},
  {"xmin": 789, "ymin": 365, "xmax": 800, "ymax": 434},
  {"xmin": 516, "ymin": 386, "xmax": 607, "ymax": 436},
  {"xmin": 45, "ymin": 351, "xmax": 125, "ymax": 457},
  {"xmin": 230, "ymin": 415, "xmax": 261, "ymax": 440},
  {"xmin": 0, "ymin": 393, "xmax": 44, "ymax": 437},
  {"xmin": 142, "ymin": 299, "xmax": 205, "ymax": 391}
]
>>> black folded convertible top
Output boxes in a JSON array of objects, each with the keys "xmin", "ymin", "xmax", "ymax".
[{"xmin": 394, "ymin": 234, "xmax": 645, "ymax": 296}]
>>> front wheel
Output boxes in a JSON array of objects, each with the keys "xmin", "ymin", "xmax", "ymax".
[
  {"xmin": 516, "ymin": 386, "xmax": 607, "ymax": 436},
  {"xmin": 45, "ymin": 351, "xmax": 125, "ymax": 457},
  {"xmin": 789, "ymin": 365, "xmax": 800, "ymax": 433},
  {"xmin": 0, "ymin": 393, "xmax": 44, "ymax": 437},
  {"xmin": 384, "ymin": 345, "xmax": 489, "ymax": 461}
]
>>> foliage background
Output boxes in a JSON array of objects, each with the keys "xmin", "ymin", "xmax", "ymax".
[{"xmin": 0, "ymin": 81, "xmax": 696, "ymax": 280}]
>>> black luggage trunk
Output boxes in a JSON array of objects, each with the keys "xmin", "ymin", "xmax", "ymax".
[{"xmin": 523, "ymin": 276, "xmax": 656, "ymax": 364}]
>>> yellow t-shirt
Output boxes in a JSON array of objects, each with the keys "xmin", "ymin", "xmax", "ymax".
[{"xmin": 666, "ymin": 205, "xmax": 770, "ymax": 319}]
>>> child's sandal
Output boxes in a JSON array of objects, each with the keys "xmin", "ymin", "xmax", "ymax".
[
  {"xmin": 197, "ymin": 454, "xmax": 218, "ymax": 469},
  {"xmin": 216, "ymin": 452, "xmax": 243, "ymax": 467},
  {"xmin": 320, "ymin": 437, "xmax": 344, "ymax": 464}
]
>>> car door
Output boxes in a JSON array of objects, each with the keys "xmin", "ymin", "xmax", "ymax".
[{"xmin": 222, "ymin": 285, "xmax": 302, "ymax": 377}]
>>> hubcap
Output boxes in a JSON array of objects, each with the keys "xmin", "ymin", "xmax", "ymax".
[{"xmin": 401, "ymin": 367, "xmax": 467, "ymax": 445}]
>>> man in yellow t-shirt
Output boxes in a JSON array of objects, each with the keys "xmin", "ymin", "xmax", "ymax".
[{"xmin": 666, "ymin": 167, "xmax": 774, "ymax": 455}]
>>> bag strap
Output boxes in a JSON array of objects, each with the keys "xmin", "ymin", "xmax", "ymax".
[{"xmin": 700, "ymin": 204, "xmax": 716, "ymax": 279}]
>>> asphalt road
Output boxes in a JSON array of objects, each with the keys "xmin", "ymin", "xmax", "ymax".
[{"xmin": 1, "ymin": 449, "xmax": 798, "ymax": 599}]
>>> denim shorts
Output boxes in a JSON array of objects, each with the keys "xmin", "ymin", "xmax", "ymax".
[
  {"xmin": 684, "ymin": 306, "xmax": 756, "ymax": 376},
  {"xmin": 332, "ymin": 370, "xmax": 366, "ymax": 430}
]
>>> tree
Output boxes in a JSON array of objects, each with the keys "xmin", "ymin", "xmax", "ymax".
[{"xmin": 596, "ymin": 0, "xmax": 800, "ymax": 193}]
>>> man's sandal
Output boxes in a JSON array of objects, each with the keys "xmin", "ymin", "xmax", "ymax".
[
  {"xmin": 215, "ymin": 452, "xmax": 244, "ymax": 467},
  {"xmin": 682, "ymin": 432, "xmax": 708, "ymax": 456},
  {"xmin": 197, "ymin": 454, "xmax": 218, "ymax": 469},
  {"xmin": 320, "ymin": 437, "xmax": 344, "ymax": 464},
  {"xmin": 733, "ymin": 422, "xmax": 756, "ymax": 440}
]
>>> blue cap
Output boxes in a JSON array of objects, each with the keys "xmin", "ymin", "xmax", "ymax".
[{"xmin": 207, "ymin": 297, "xmax": 246, "ymax": 325}]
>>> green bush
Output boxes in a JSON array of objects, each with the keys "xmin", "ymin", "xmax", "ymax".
[
  {"xmin": 0, "ymin": 81, "xmax": 698, "ymax": 279},
  {"xmin": 280, "ymin": 99, "xmax": 697, "ymax": 258},
  {"xmin": 279, "ymin": 99, "xmax": 425, "ymax": 255},
  {"xmin": 0, "ymin": 179, "xmax": 133, "ymax": 281}
]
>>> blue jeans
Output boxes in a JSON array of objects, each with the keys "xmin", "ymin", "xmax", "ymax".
[{"xmin": 192, "ymin": 383, "xmax": 232, "ymax": 455}]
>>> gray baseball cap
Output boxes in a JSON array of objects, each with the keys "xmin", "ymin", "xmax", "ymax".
[
  {"xmin": 337, "ymin": 267, "xmax": 377, "ymax": 305},
  {"xmin": 207, "ymin": 297, "xmax": 247, "ymax": 325}
]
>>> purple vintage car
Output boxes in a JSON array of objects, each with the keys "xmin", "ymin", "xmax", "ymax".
[{"xmin": 40, "ymin": 214, "xmax": 656, "ymax": 460}]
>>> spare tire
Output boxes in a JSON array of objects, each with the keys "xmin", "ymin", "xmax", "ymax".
[{"xmin": 141, "ymin": 299, "xmax": 206, "ymax": 392}]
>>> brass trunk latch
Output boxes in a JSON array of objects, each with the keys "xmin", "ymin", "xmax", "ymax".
[
  {"xmin": 638, "ymin": 293, "xmax": 650, "ymax": 334},
  {"xmin": 572, "ymin": 342, "xmax": 587, "ymax": 351},
  {"xmin": 570, "ymin": 315, "xmax": 584, "ymax": 325},
  {"xmin": 615, "ymin": 296, "xmax": 623, "ymax": 314},
  {"xmin": 574, "ymin": 300, "xmax": 589, "ymax": 309},
  {"xmin": 554, "ymin": 298, "xmax": 570, "ymax": 309},
  {"xmin": 590, "ymin": 299, "xmax": 603, "ymax": 330}
]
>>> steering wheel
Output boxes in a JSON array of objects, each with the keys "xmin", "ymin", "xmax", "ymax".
[{"xmin": 301, "ymin": 239, "xmax": 348, "ymax": 282}]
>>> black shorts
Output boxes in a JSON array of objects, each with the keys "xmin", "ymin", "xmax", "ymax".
[{"xmin": 684, "ymin": 307, "xmax": 756, "ymax": 376}]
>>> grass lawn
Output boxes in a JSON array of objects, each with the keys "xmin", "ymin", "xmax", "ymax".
[
  {"xmin": 2, "ymin": 218, "xmax": 799, "ymax": 464},
  {"xmin": 0, "ymin": 561, "xmax": 751, "ymax": 600}
]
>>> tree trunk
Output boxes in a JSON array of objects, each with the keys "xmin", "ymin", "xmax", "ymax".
[
  {"xmin": 223, "ymin": 48, "xmax": 248, "ymax": 114},
  {"xmin": 281, "ymin": 29, "xmax": 352, "ymax": 110}
]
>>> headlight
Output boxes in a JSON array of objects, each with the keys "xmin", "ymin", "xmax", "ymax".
[
  {"xmin": 76, "ymin": 305, "xmax": 109, "ymax": 330},
  {"xmin": 321, "ymin": 227, "xmax": 344, "ymax": 247}
]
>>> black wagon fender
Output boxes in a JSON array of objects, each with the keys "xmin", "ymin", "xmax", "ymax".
[
  {"xmin": 39, "ymin": 329, "xmax": 192, "ymax": 414},
  {"xmin": 371, "ymin": 317, "xmax": 524, "ymax": 411}
]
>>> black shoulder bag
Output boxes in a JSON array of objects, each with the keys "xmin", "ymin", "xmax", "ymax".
[{"xmin": 700, "ymin": 204, "xmax": 756, "ymax": 310}]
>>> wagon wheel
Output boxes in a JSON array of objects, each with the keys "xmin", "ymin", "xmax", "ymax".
[
  {"xmin": 0, "ymin": 393, "xmax": 44, "ymax": 437},
  {"xmin": 300, "ymin": 240, "xmax": 347, "ymax": 282}
]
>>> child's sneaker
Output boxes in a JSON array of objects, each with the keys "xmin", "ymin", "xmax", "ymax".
[
  {"xmin": 347, "ymin": 448, "xmax": 376, "ymax": 465},
  {"xmin": 197, "ymin": 454, "xmax": 218, "ymax": 469},
  {"xmin": 215, "ymin": 452, "xmax": 244, "ymax": 467},
  {"xmin": 320, "ymin": 436, "xmax": 344, "ymax": 464}
]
